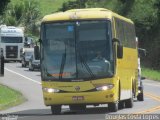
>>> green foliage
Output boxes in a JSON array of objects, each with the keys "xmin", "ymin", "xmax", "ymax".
[
  {"xmin": 59, "ymin": 0, "xmax": 87, "ymax": 11},
  {"xmin": 142, "ymin": 67, "xmax": 160, "ymax": 81},
  {"xmin": 11, "ymin": 0, "xmax": 75, "ymax": 16},
  {"xmin": 2, "ymin": 0, "xmax": 41, "ymax": 36},
  {"xmin": 22, "ymin": 0, "xmax": 41, "ymax": 35},
  {"xmin": 0, "ymin": 0, "xmax": 10, "ymax": 15},
  {"xmin": 2, "ymin": 2, "xmax": 24, "ymax": 25},
  {"xmin": 116, "ymin": 0, "xmax": 135, "ymax": 16}
]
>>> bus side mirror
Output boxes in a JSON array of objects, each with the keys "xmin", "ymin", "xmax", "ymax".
[
  {"xmin": 34, "ymin": 45, "xmax": 40, "ymax": 60},
  {"xmin": 113, "ymin": 38, "xmax": 123, "ymax": 59},
  {"xmin": 117, "ymin": 44, "xmax": 123, "ymax": 59},
  {"xmin": 138, "ymin": 48, "xmax": 146, "ymax": 57},
  {"xmin": 0, "ymin": 56, "xmax": 4, "ymax": 77}
]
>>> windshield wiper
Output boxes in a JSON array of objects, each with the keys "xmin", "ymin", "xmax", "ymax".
[
  {"xmin": 59, "ymin": 44, "xmax": 67, "ymax": 79},
  {"xmin": 79, "ymin": 52, "xmax": 96, "ymax": 78}
]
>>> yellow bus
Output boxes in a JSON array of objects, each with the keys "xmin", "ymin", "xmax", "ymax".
[{"xmin": 39, "ymin": 8, "xmax": 138, "ymax": 114}]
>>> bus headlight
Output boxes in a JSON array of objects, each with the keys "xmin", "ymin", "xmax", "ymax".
[
  {"xmin": 96, "ymin": 84, "xmax": 114, "ymax": 91},
  {"xmin": 43, "ymin": 88, "xmax": 60, "ymax": 93}
]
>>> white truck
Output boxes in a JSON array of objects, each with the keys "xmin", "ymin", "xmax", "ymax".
[{"xmin": 0, "ymin": 25, "xmax": 24, "ymax": 62}]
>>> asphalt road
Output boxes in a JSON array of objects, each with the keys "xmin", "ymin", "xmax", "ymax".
[{"xmin": 0, "ymin": 62, "xmax": 160, "ymax": 120}]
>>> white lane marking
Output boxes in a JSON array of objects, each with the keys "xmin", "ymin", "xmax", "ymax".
[
  {"xmin": 5, "ymin": 68, "xmax": 41, "ymax": 85},
  {"xmin": 144, "ymin": 83, "xmax": 160, "ymax": 87}
]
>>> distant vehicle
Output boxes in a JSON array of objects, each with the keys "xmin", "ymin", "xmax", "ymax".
[
  {"xmin": 24, "ymin": 37, "xmax": 34, "ymax": 48},
  {"xmin": 21, "ymin": 48, "xmax": 34, "ymax": 67},
  {"xmin": 28, "ymin": 47, "xmax": 40, "ymax": 71},
  {"xmin": 137, "ymin": 48, "xmax": 146, "ymax": 101},
  {"xmin": 0, "ymin": 25, "xmax": 24, "ymax": 62}
]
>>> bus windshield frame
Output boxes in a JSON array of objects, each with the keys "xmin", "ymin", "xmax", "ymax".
[{"xmin": 41, "ymin": 20, "xmax": 114, "ymax": 81}]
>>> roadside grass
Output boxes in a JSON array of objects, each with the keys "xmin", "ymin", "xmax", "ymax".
[
  {"xmin": 11, "ymin": 0, "xmax": 75, "ymax": 16},
  {"xmin": 0, "ymin": 84, "xmax": 26, "ymax": 110},
  {"xmin": 142, "ymin": 67, "xmax": 160, "ymax": 81}
]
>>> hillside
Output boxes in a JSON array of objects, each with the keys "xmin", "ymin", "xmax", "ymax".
[{"xmin": 10, "ymin": 0, "xmax": 75, "ymax": 16}]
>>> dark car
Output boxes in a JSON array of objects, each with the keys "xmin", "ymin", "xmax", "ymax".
[
  {"xmin": 21, "ymin": 48, "xmax": 34, "ymax": 67},
  {"xmin": 28, "ymin": 52, "xmax": 40, "ymax": 71}
]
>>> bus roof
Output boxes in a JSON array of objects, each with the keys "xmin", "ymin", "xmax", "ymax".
[{"xmin": 42, "ymin": 8, "xmax": 133, "ymax": 24}]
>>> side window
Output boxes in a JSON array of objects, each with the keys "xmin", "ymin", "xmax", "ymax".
[
  {"xmin": 115, "ymin": 18, "xmax": 136, "ymax": 48},
  {"xmin": 115, "ymin": 18, "xmax": 125, "ymax": 43},
  {"xmin": 130, "ymin": 24, "xmax": 136, "ymax": 48},
  {"xmin": 125, "ymin": 23, "xmax": 136, "ymax": 48}
]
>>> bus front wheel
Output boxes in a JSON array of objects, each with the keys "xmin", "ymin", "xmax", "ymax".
[
  {"xmin": 125, "ymin": 93, "xmax": 133, "ymax": 108},
  {"xmin": 51, "ymin": 105, "xmax": 61, "ymax": 115},
  {"xmin": 108, "ymin": 102, "xmax": 118, "ymax": 112}
]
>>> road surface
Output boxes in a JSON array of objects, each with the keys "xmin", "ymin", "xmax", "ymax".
[{"xmin": 0, "ymin": 62, "xmax": 160, "ymax": 120}]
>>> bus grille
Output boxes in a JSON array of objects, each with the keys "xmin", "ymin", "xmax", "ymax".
[{"xmin": 6, "ymin": 46, "xmax": 18, "ymax": 58}]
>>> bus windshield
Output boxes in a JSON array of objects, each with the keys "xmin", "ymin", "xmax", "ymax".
[
  {"xmin": 41, "ymin": 20, "xmax": 114, "ymax": 81},
  {"xmin": 1, "ymin": 37, "xmax": 23, "ymax": 43}
]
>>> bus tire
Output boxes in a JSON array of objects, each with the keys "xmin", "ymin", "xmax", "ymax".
[
  {"xmin": 108, "ymin": 102, "xmax": 118, "ymax": 112},
  {"xmin": 125, "ymin": 93, "xmax": 133, "ymax": 108},
  {"xmin": 51, "ymin": 105, "xmax": 61, "ymax": 115},
  {"xmin": 118, "ymin": 101, "xmax": 125, "ymax": 109},
  {"xmin": 137, "ymin": 92, "xmax": 144, "ymax": 101}
]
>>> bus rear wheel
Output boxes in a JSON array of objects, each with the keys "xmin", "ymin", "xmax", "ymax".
[
  {"xmin": 137, "ymin": 92, "xmax": 144, "ymax": 101},
  {"xmin": 108, "ymin": 102, "xmax": 118, "ymax": 112},
  {"xmin": 118, "ymin": 101, "xmax": 125, "ymax": 109},
  {"xmin": 51, "ymin": 105, "xmax": 61, "ymax": 115}
]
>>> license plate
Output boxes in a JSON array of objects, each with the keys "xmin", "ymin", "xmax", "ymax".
[{"xmin": 72, "ymin": 96, "xmax": 84, "ymax": 101}]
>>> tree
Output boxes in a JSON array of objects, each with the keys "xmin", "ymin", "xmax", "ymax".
[
  {"xmin": 2, "ymin": 2, "xmax": 24, "ymax": 26},
  {"xmin": 117, "ymin": 0, "xmax": 135, "ymax": 16},
  {"xmin": 59, "ymin": 0, "xmax": 87, "ymax": 11},
  {"xmin": 22, "ymin": 0, "xmax": 41, "ymax": 35},
  {"xmin": 1, "ymin": 0, "xmax": 41, "ymax": 36},
  {"xmin": 0, "ymin": 0, "xmax": 10, "ymax": 15}
]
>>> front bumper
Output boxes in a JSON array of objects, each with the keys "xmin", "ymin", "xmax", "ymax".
[
  {"xmin": 43, "ymin": 90, "xmax": 117, "ymax": 106},
  {"xmin": 32, "ymin": 63, "xmax": 40, "ymax": 69}
]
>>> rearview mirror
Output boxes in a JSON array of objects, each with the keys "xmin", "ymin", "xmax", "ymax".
[
  {"xmin": 117, "ymin": 44, "xmax": 123, "ymax": 59},
  {"xmin": 113, "ymin": 38, "xmax": 123, "ymax": 59}
]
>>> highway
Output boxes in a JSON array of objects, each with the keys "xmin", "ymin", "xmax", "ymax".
[{"xmin": 0, "ymin": 62, "xmax": 160, "ymax": 120}]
